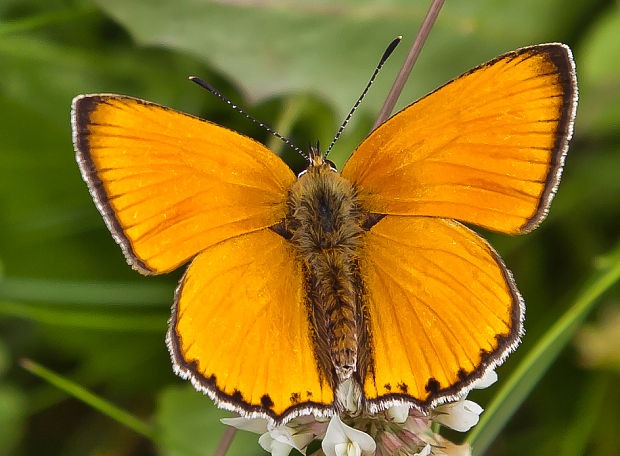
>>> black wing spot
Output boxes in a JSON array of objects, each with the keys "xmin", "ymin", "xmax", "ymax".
[
  {"xmin": 290, "ymin": 392, "xmax": 301, "ymax": 404},
  {"xmin": 397, "ymin": 382, "xmax": 408, "ymax": 393},
  {"xmin": 306, "ymin": 391, "xmax": 313, "ymax": 398},
  {"xmin": 261, "ymin": 394, "xmax": 274, "ymax": 409},
  {"xmin": 457, "ymin": 369, "xmax": 468, "ymax": 381},
  {"xmin": 495, "ymin": 333, "xmax": 510, "ymax": 347},
  {"xmin": 425, "ymin": 378, "xmax": 440, "ymax": 395},
  {"xmin": 384, "ymin": 383, "xmax": 392, "ymax": 392}
]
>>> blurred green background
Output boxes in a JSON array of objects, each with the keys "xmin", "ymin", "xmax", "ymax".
[{"xmin": 1, "ymin": 0, "xmax": 619, "ymax": 455}]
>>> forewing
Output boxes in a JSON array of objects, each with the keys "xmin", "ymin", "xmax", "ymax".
[
  {"xmin": 359, "ymin": 216, "xmax": 522, "ymax": 411},
  {"xmin": 167, "ymin": 228, "xmax": 333, "ymax": 424},
  {"xmin": 72, "ymin": 95, "xmax": 296, "ymax": 274},
  {"xmin": 342, "ymin": 44, "xmax": 577, "ymax": 234}
]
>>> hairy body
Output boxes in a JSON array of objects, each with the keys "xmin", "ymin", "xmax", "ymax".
[{"xmin": 274, "ymin": 150, "xmax": 375, "ymax": 410}]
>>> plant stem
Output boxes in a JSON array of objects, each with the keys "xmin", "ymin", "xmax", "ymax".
[
  {"xmin": 373, "ymin": 0, "xmax": 445, "ymax": 129},
  {"xmin": 214, "ymin": 426, "xmax": 237, "ymax": 456}
]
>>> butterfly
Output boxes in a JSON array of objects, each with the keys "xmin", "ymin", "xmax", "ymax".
[{"xmin": 72, "ymin": 43, "xmax": 577, "ymax": 425}]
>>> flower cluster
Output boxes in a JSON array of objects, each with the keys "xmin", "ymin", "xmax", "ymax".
[{"xmin": 222, "ymin": 371, "xmax": 496, "ymax": 456}]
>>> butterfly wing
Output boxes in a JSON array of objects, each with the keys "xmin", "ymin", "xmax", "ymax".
[
  {"xmin": 73, "ymin": 95, "xmax": 327, "ymax": 421},
  {"xmin": 344, "ymin": 44, "xmax": 576, "ymax": 409},
  {"xmin": 167, "ymin": 228, "xmax": 333, "ymax": 423},
  {"xmin": 72, "ymin": 95, "xmax": 296, "ymax": 274},
  {"xmin": 342, "ymin": 44, "xmax": 577, "ymax": 234},
  {"xmin": 359, "ymin": 215, "xmax": 521, "ymax": 410}
]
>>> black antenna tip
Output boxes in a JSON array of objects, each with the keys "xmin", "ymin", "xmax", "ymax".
[
  {"xmin": 381, "ymin": 36, "xmax": 402, "ymax": 64},
  {"xmin": 189, "ymin": 76, "xmax": 218, "ymax": 95}
]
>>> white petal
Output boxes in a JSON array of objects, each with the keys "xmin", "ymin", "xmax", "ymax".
[
  {"xmin": 266, "ymin": 424, "xmax": 315, "ymax": 454},
  {"xmin": 472, "ymin": 369, "xmax": 498, "ymax": 389},
  {"xmin": 415, "ymin": 444, "xmax": 432, "ymax": 456},
  {"xmin": 335, "ymin": 441, "xmax": 362, "ymax": 456},
  {"xmin": 221, "ymin": 416, "xmax": 269, "ymax": 434},
  {"xmin": 322, "ymin": 415, "xmax": 376, "ymax": 456},
  {"xmin": 322, "ymin": 416, "xmax": 348, "ymax": 456},
  {"xmin": 259, "ymin": 432, "xmax": 294, "ymax": 456},
  {"xmin": 259, "ymin": 433, "xmax": 274, "ymax": 452},
  {"xmin": 433, "ymin": 400, "xmax": 483, "ymax": 432},
  {"xmin": 269, "ymin": 425, "xmax": 294, "ymax": 443},
  {"xmin": 386, "ymin": 405, "xmax": 410, "ymax": 423}
]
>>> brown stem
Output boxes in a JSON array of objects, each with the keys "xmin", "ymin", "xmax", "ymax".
[
  {"xmin": 372, "ymin": 0, "xmax": 445, "ymax": 129},
  {"xmin": 213, "ymin": 425, "xmax": 237, "ymax": 456}
]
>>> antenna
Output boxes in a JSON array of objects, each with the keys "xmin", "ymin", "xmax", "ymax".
[
  {"xmin": 324, "ymin": 36, "xmax": 402, "ymax": 158},
  {"xmin": 189, "ymin": 76, "xmax": 309, "ymax": 161}
]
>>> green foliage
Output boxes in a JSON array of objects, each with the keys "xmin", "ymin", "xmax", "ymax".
[
  {"xmin": 0, "ymin": 338, "xmax": 25, "ymax": 455},
  {"xmin": 0, "ymin": 0, "xmax": 619, "ymax": 455},
  {"xmin": 155, "ymin": 385, "xmax": 262, "ymax": 456},
  {"xmin": 577, "ymin": 2, "xmax": 620, "ymax": 136}
]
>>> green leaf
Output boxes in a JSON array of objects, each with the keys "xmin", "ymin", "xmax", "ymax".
[
  {"xmin": 91, "ymin": 0, "xmax": 591, "ymax": 120},
  {"xmin": 0, "ymin": 300, "xmax": 167, "ymax": 331},
  {"xmin": 0, "ymin": 277, "xmax": 170, "ymax": 306},
  {"xmin": 20, "ymin": 358, "xmax": 155, "ymax": 439}
]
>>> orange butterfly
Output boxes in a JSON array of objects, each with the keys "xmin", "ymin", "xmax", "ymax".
[{"xmin": 72, "ymin": 43, "xmax": 577, "ymax": 424}]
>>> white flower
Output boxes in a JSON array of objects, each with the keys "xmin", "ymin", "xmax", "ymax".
[
  {"xmin": 472, "ymin": 369, "xmax": 497, "ymax": 389},
  {"xmin": 386, "ymin": 405, "xmax": 410, "ymax": 423},
  {"xmin": 221, "ymin": 416, "xmax": 317, "ymax": 456},
  {"xmin": 259, "ymin": 433, "xmax": 297, "ymax": 456},
  {"xmin": 322, "ymin": 415, "xmax": 376, "ymax": 456},
  {"xmin": 432, "ymin": 400, "xmax": 483, "ymax": 432},
  {"xmin": 258, "ymin": 425, "xmax": 315, "ymax": 456}
]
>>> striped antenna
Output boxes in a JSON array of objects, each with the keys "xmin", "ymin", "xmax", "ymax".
[
  {"xmin": 324, "ymin": 36, "xmax": 402, "ymax": 159},
  {"xmin": 189, "ymin": 77, "xmax": 309, "ymax": 162}
]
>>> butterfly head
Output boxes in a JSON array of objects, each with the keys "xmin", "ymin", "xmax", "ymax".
[{"xmin": 298, "ymin": 143, "xmax": 338, "ymax": 178}]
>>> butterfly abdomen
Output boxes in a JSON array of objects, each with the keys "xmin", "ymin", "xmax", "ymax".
[{"xmin": 286, "ymin": 160, "xmax": 368, "ymax": 390}]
